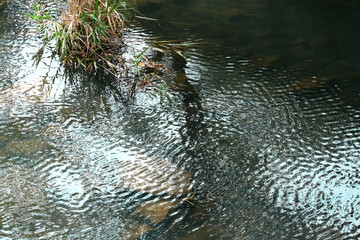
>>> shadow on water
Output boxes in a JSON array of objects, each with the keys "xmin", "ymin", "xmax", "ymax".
[
  {"xmin": 134, "ymin": 0, "xmax": 360, "ymax": 108},
  {"xmin": 167, "ymin": 56, "xmax": 207, "ymax": 150}
]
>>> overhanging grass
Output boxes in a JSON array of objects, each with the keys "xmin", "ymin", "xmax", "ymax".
[{"xmin": 27, "ymin": 0, "xmax": 137, "ymax": 72}]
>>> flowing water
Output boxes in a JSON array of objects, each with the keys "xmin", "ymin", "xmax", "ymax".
[{"xmin": 1, "ymin": 0, "xmax": 360, "ymax": 239}]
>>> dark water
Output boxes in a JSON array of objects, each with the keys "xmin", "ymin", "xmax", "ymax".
[{"xmin": 1, "ymin": 0, "xmax": 360, "ymax": 239}]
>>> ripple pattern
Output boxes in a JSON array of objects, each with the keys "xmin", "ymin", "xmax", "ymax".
[{"xmin": 1, "ymin": 0, "xmax": 360, "ymax": 239}]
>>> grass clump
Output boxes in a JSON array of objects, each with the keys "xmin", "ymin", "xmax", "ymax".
[{"xmin": 27, "ymin": 0, "xmax": 136, "ymax": 72}]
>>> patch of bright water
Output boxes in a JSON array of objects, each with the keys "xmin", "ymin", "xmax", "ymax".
[{"xmin": 1, "ymin": 0, "xmax": 360, "ymax": 239}]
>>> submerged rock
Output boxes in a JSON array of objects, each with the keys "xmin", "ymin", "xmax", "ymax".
[
  {"xmin": 219, "ymin": 7, "xmax": 243, "ymax": 19},
  {"xmin": 41, "ymin": 124, "xmax": 72, "ymax": 141},
  {"xmin": 0, "ymin": 168, "xmax": 49, "ymax": 239},
  {"xmin": 0, "ymin": 77, "xmax": 50, "ymax": 104},
  {"xmin": 332, "ymin": 72, "xmax": 360, "ymax": 106},
  {"xmin": 137, "ymin": 199, "xmax": 180, "ymax": 224},
  {"xmin": 252, "ymin": 28, "xmax": 272, "ymax": 38},
  {"xmin": 116, "ymin": 154, "xmax": 192, "ymax": 231},
  {"xmin": 0, "ymin": 166, "xmax": 46, "ymax": 205},
  {"xmin": 0, "ymin": 136, "xmax": 7, "ymax": 142},
  {"xmin": 310, "ymin": 33, "xmax": 330, "ymax": 47},
  {"xmin": 289, "ymin": 46, "xmax": 313, "ymax": 59},
  {"xmin": 118, "ymin": 156, "xmax": 193, "ymax": 196},
  {"xmin": 121, "ymin": 223, "xmax": 153, "ymax": 240},
  {"xmin": 284, "ymin": 76, "xmax": 335, "ymax": 92},
  {"xmin": 174, "ymin": 224, "xmax": 225, "ymax": 240},
  {"xmin": 292, "ymin": 38, "xmax": 306, "ymax": 45},
  {"xmin": 251, "ymin": 55, "xmax": 287, "ymax": 69},
  {"xmin": 6, "ymin": 138, "xmax": 54, "ymax": 155}
]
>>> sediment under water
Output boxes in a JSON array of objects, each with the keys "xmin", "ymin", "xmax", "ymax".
[{"xmin": 0, "ymin": 0, "xmax": 360, "ymax": 239}]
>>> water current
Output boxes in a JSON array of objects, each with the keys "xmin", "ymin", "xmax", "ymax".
[{"xmin": 1, "ymin": 0, "xmax": 360, "ymax": 239}]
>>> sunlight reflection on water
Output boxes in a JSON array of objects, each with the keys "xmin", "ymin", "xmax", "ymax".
[{"xmin": 1, "ymin": 0, "xmax": 360, "ymax": 239}]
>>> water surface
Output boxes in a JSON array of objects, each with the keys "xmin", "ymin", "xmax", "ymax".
[{"xmin": 1, "ymin": 0, "xmax": 360, "ymax": 239}]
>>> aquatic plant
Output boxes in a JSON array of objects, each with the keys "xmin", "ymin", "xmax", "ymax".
[
  {"xmin": 129, "ymin": 47, "xmax": 148, "ymax": 96},
  {"xmin": 26, "ymin": 0, "xmax": 137, "ymax": 72},
  {"xmin": 130, "ymin": 47, "xmax": 148, "ymax": 76},
  {"xmin": 150, "ymin": 40, "xmax": 201, "ymax": 59}
]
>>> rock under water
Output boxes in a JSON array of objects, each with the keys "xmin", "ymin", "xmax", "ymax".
[
  {"xmin": 137, "ymin": 199, "xmax": 180, "ymax": 224},
  {"xmin": 118, "ymin": 155, "xmax": 193, "ymax": 197},
  {"xmin": 116, "ymin": 154, "xmax": 194, "ymax": 237},
  {"xmin": 6, "ymin": 138, "xmax": 55, "ymax": 155},
  {"xmin": 121, "ymin": 223, "xmax": 154, "ymax": 240}
]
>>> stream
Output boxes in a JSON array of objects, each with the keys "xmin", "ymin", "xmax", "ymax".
[{"xmin": 1, "ymin": 0, "xmax": 360, "ymax": 239}]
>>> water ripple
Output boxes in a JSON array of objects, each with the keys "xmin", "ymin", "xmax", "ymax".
[{"xmin": 1, "ymin": 0, "xmax": 360, "ymax": 239}]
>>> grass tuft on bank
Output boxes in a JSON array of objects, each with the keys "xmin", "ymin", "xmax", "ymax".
[{"xmin": 27, "ymin": 0, "xmax": 136, "ymax": 72}]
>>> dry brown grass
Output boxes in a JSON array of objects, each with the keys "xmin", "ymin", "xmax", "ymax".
[
  {"xmin": 28, "ymin": 0, "xmax": 136, "ymax": 72},
  {"xmin": 61, "ymin": 0, "xmax": 135, "ymax": 71}
]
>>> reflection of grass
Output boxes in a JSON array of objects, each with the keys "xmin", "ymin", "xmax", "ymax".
[{"xmin": 25, "ymin": 0, "xmax": 137, "ymax": 72}]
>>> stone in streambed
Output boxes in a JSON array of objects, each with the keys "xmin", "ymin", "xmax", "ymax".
[
  {"xmin": 121, "ymin": 223, "xmax": 153, "ymax": 240},
  {"xmin": 310, "ymin": 33, "xmax": 330, "ymax": 47},
  {"xmin": 251, "ymin": 55, "xmax": 287, "ymax": 69},
  {"xmin": 289, "ymin": 46, "xmax": 313, "ymax": 59},
  {"xmin": 137, "ymin": 199, "xmax": 180, "ymax": 224},
  {"xmin": 117, "ymin": 155, "xmax": 193, "ymax": 229},
  {"xmin": 0, "ymin": 77, "xmax": 50, "ymax": 104},
  {"xmin": 0, "ymin": 136, "xmax": 7, "ymax": 143},
  {"xmin": 173, "ymin": 225, "xmax": 225, "ymax": 240},
  {"xmin": 219, "ymin": 8, "xmax": 243, "ymax": 19},
  {"xmin": 6, "ymin": 138, "xmax": 54, "ymax": 155},
  {"xmin": 0, "ymin": 166, "xmax": 47, "ymax": 214},
  {"xmin": 284, "ymin": 76, "xmax": 335, "ymax": 92},
  {"xmin": 119, "ymin": 156, "xmax": 193, "ymax": 196},
  {"xmin": 252, "ymin": 28, "xmax": 272, "ymax": 38}
]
